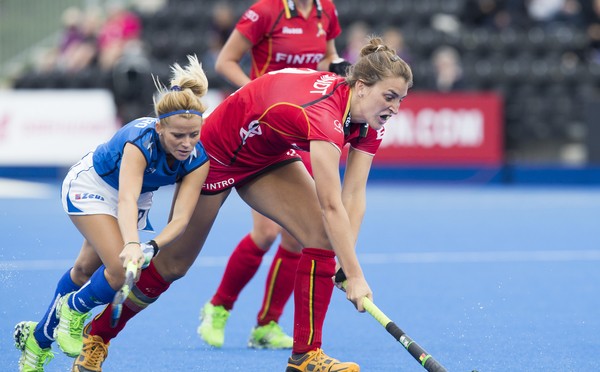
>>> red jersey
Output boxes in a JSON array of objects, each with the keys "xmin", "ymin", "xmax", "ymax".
[
  {"xmin": 236, "ymin": 0, "xmax": 341, "ymax": 80},
  {"xmin": 201, "ymin": 69, "xmax": 385, "ymax": 193}
]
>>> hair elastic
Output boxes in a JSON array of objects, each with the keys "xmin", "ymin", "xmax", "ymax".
[
  {"xmin": 171, "ymin": 85, "xmax": 181, "ymax": 91},
  {"xmin": 158, "ymin": 109, "xmax": 203, "ymax": 119}
]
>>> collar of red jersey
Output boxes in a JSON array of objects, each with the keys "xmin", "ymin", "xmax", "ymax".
[{"xmin": 283, "ymin": 0, "xmax": 322, "ymax": 19}]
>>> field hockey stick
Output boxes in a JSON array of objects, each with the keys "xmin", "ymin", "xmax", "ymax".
[
  {"xmin": 110, "ymin": 260, "xmax": 138, "ymax": 328},
  {"xmin": 335, "ymin": 269, "xmax": 448, "ymax": 372}
]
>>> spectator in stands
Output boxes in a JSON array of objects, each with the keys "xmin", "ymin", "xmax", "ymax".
[
  {"xmin": 201, "ymin": 1, "xmax": 242, "ymax": 92},
  {"xmin": 33, "ymin": 6, "xmax": 100, "ymax": 75},
  {"xmin": 56, "ymin": 7, "xmax": 96, "ymax": 72},
  {"xmin": 582, "ymin": 0, "xmax": 600, "ymax": 63},
  {"xmin": 462, "ymin": 0, "xmax": 528, "ymax": 31},
  {"xmin": 427, "ymin": 45, "xmax": 466, "ymax": 92},
  {"xmin": 209, "ymin": 1, "xmax": 236, "ymax": 45},
  {"xmin": 341, "ymin": 21, "xmax": 371, "ymax": 64},
  {"xmin": 97, "ymin": 0, "xmax": 143, "ymax": 71},
  {"xmin": 526, "ymin": 0, "xmax": 565, "ymax": 25},
  {"xmin": 60, "ymin": 7, "xmax": 102, "ymax": 73},
  {"xmin": 553, "ymin": 0, "xmax": 584, "ymax": 27},
  {"xmin": 382, "ymin": 26, "xmax": 412, "ymax": 65}
]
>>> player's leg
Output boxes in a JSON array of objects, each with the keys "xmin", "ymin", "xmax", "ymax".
[
  {"xmin": 199, "ymin": 209, "xmax": 282, "ymax": 347},
  {"xmin": 237, "ymin": 162, "xmax": 359, "ymax": 371},
  {"xmin": 56, "ymin": 214, "xmax": 124, "ymax": 357},
  {"xmin": 15, "ymin": 218, "xmax": 112, "ymax": 370},
  {"xmin": 249, "ymin": 228, "xmax": 301, "ymax": 349},
  {"xmin": 83, "ymin": 191, "xmax": 229, "ymax": 346},
  {"xmin": 215, "ymin": 209, "xmax": 282, "ymax": 310},
  {"xmin": 14, "ymin": 257, "xmax": 93, "ymax": 372}
]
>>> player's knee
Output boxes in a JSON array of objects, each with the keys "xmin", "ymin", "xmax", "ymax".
[
  {"xmin": 152, "ymin": 257, "xmax": 191, "ymax": 282},
  {"xmin": 71, "ymin": 263, "xmax": 96, "ymax": 286},
  {"xmin": 295, "ymin": 229, "xmax": 330, "ymax": 250},
  {"xmin": 280, "ymin": 232, "xmax": 303, "ymax": 252},
  {"xmin": 103, "ymin": 265, "xmax": 126, "ymax": 289},
  {"xmin": 252, "ymin": 225, "xmax": 281, "ymax": 249}
]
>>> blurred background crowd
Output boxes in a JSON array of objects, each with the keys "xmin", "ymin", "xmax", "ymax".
[{"xmin": 1, "ymin": 0, "xmax": 600, "ymax": 166}]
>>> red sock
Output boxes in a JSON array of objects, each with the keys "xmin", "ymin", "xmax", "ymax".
[
  {"xmin": 292, "ymin": 248, "xmax": 336, "ymax": 354},
  {"xmin": 212, "ymin": 233, "xmax": 266, "ymax": 310},
  {"xmin": 257, "ymin": 245, "xmax": 301, "ymax": 326},
  {"xmin": 89, "ymin": 261, "xmax": 170, "ymax": 344}
]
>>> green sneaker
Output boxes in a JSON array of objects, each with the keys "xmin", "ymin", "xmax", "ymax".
[
  {"xmin": 197, "ymin": 302, "xmax": 230, "ymax": 347},
  {"xmin": 248, "ymin": 320, "xmax": 293, "ymax": 349},
  {"xmin": 14, "ymin": 321, "xmax": 54, "ymax": 372},
  {"xmin": 54, "ymin": 293, "xmax": 91, "ymax": 357}
]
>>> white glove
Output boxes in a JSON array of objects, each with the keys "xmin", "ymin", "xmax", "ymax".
[{"xmin": 140, "ymin": 240, "xmax": 159, "ymax": 269}]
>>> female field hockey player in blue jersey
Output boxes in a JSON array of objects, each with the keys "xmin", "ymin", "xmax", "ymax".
[{"xmin": 13, "ymin": 55, "xmax": 210, "ymax": 372}]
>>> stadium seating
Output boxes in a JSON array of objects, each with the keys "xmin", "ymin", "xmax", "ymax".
[{"xmin": 12, "ymin": 0, "xmax": 600, "ymax": 163}]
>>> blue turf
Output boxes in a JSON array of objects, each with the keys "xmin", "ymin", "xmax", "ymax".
[{"xmin": 1, "ymin": 182, "xmax": 599, "ymax": 371}]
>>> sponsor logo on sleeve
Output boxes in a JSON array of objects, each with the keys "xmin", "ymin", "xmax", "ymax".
[{"xmin": 244, "ymin": 9, "xmax": 259, "ymax": 22}]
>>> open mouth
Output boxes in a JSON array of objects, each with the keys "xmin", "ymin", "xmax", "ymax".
[{"xmin": 379, "ymin": 114, "xmax": 391, "ymax": 123}]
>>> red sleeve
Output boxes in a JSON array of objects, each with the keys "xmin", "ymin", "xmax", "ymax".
[
  {"xmin": 322, "ymin": 0, "xmax": 342, "ymax": 41},
  {"xmin": 306, "ymin": 107, "xmax": 346, "ymax": 152},
  {"xmin": 347, "ymin": 127, "xmax": 385, "ymax": 155},
  {"xmin": 235, "ymin": 0, "xmax": 273, "ymax": 45}
]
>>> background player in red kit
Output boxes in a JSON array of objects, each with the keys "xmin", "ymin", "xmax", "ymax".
[
  {"xmin": 198, "ymin": 0, "xmax": 352, "ymax": 349},
  {"xmin": 79, "ymin": 37, "xmax": 412, "ymax": 371}
]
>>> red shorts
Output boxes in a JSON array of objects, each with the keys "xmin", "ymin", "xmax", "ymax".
[
  {"xmin": 298, "ymin": 150, "xmax": 312, "ymax": 176},
  {"xmin": 202, "ymin": 150, "xmax": 303, "ymax": 194}
]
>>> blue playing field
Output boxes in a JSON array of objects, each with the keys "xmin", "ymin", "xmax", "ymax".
[{"xmin": 1, "ymin": 179, "xmax": 599, "ymax": 371}]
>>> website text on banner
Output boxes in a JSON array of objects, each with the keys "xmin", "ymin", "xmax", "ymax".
[{"xmin": 375, "ymin": 92, "xmax": 503, "ymax": 166}]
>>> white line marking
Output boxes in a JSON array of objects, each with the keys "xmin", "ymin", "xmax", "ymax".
[{"xmin": 2, "ymin": 250, "xmax": 600, "ymax": 271}]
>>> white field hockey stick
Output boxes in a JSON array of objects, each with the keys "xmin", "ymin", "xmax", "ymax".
[{"xmin": 110, "ymin": 261, "xmax": 138, "ymax": 328}]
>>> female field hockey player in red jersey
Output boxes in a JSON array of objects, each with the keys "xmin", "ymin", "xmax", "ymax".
[
  {"xmin": 199, "ymin": 0, "xmax": 352, "ymax": 350},
  {"xmin": 80, "ymin": 37, "xmax": 412, "ymax": 372}
]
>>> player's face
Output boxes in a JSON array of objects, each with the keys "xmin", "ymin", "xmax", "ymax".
[
  {"xmin": 355, "ymin": 76, "xmax": 409, "ymax": 130},
  {"xmin": 157, "ymin": 115, "xmax": 203, "ymax": 161}
]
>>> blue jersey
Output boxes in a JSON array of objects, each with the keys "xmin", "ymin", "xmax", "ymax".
[{"xmin": 93, "ymin": 117, "xmax": 209, "ymax": 193}]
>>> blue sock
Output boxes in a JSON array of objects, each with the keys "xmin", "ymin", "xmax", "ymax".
[
  {"xmin": 34, "ymin": 269, "xmax": 80, "ymax": 349},
  {"xmin": 69, "ymin": 265, "xmax": 117, "ymax": 313}
]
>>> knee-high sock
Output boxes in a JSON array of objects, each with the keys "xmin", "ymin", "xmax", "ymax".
[
  {"xmin": 257, "ymin": 245, "xmax": 301, "ymax": 326},
  {"xmin": 292, "ymin": 248, "xmax": 336, "ymax": 354},
  {"xmin": 212, "ymin": 233, "xmax": 266, "ymax": 310},
  {"xmin": 34, "ymin": 268, "xmax": 81, "ymax": 349},
  {"xmin": 88, "ymin": 261, "xmax": 170, "ymax": 344},
  {"xmin": 69, "ymin": 265, "xmax": 116, "ymax": 312}
]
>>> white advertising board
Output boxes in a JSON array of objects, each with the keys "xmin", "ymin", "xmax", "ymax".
[{"xmin": 0, "ymin": 90, "xmax": 119, "ymax": 166}]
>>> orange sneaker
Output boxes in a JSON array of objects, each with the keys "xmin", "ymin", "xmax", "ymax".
[
  {"xmin": 71, "ymin": 325, "xmax": 109, "ymax": 372},
  {"xmin": 285, "ymin": 348, "xmax": 360, "ymax": 372}
]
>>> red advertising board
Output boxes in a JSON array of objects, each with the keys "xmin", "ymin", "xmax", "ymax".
[{"xmin": 373, "ymin": 92, "xmax": 503, "ymax": 165}]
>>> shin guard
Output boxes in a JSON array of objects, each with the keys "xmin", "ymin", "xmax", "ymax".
[
  {"xmin": 292, "ymin": 248, "xmax": 336, "ymax": 354},
  {"xmin": 89, "ymin": 261, "xmax": 170, "ymax": 343}
]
